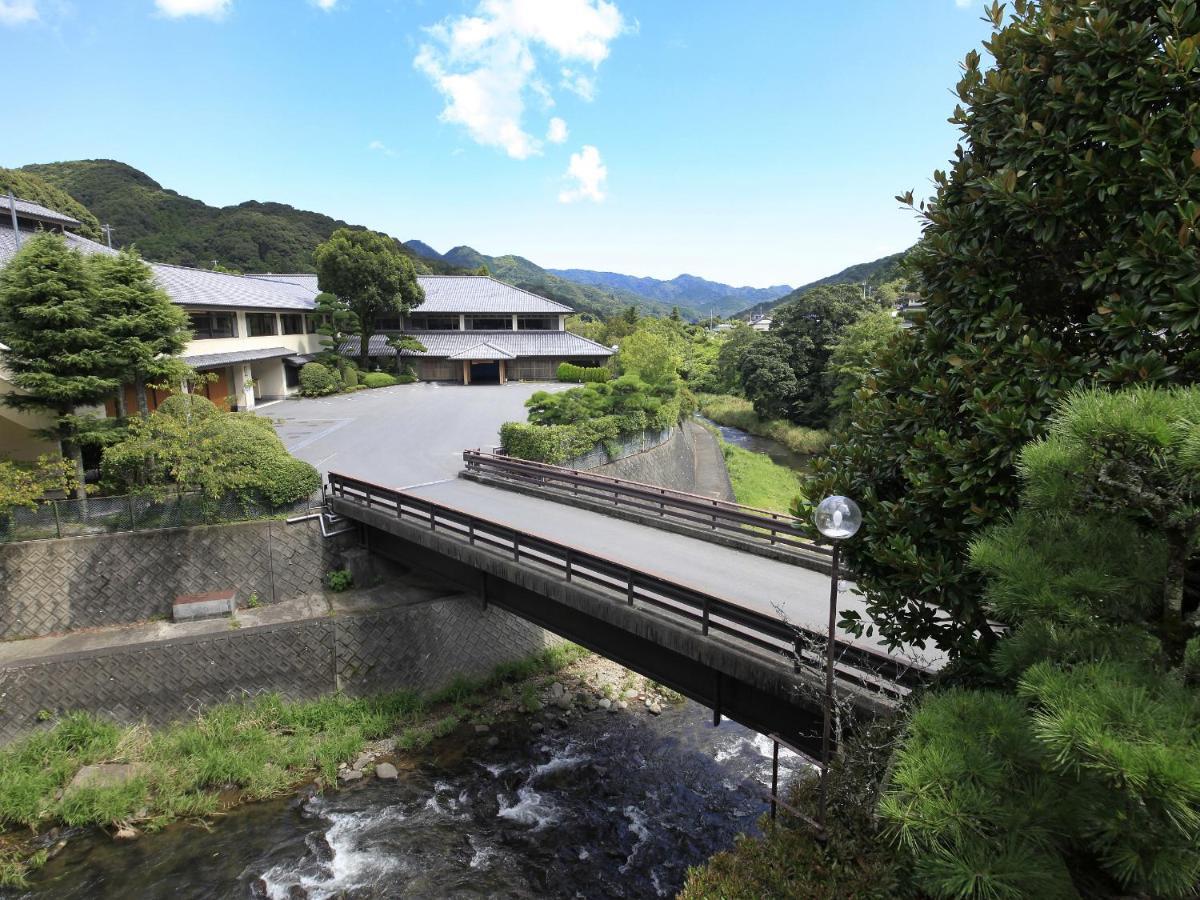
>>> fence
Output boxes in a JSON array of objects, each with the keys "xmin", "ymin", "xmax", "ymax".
[{"xmin": 0, "ymin": 490, "xmax": 320, "ymax": 544}]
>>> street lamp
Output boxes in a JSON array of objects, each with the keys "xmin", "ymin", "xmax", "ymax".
[{"xmin": 813, "ymin": 494, "xmax": 861, "ymax": 832}]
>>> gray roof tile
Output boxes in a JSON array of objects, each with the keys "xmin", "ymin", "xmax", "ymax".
[
  {"xmin": 340, "ymin": 330, "xmax": 613, "ymax": 359},
  {"xmin": 151, "ymin": 263, "xmax": 316, "ymax": 311},
  {"xmin": 251, "ymin": 273, "xmax": 571, "ymax": 314},
  {"xmin": 182, "ymin": 346, "xmax": 294, "ymax": 368},
  {"xmin": 3, "ymin": 197, "xmax": 81, "ymax": 228}
]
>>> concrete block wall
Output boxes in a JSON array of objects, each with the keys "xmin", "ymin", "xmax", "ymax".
[
  {"xmin": 0, "ymin": 519, "xmax": 352, "ymax": 641},
  {"xmin": 0, "ymin": 598, "xmax": 561, "ymax": 744}
]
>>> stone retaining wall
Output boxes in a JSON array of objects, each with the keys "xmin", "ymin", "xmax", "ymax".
[
  {"xmin": 0, "ymin": 598, "xmax": 559, "ymax": 744},
  {"xmin": 562, "ymin": 427, "xmax": 672, "ymax": 470},
  {"xmin": 0, "ymin": 519, "xmax": 352, "ymax": 641}
]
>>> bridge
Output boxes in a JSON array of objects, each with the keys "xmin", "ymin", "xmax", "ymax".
[{"xmin": 326, "ymin": 453, "xmax": 939, "ymax": 755}]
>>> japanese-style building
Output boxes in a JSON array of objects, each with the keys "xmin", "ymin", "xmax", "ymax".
[{"xmin": 0, "ymin": 196, "xmax": 612, "ymax": 460}]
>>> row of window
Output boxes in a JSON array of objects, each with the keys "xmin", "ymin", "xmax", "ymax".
[
  {"xmin": 189, "ymin": 311, "xmax": 314, "ymax": 339},
  {"xmin": 386, "ymin": 315, "xmax": 559, "ymax": 331}
]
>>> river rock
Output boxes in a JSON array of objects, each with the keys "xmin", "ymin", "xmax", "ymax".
[
  {"xmin": 531, "ymin": 722, "xmax": 544, "ymax": 733},
  {"xmin": 647, "ymin": 702, "xmax": 663, "ymax": 715},
  {"xmin": 352, "ymin": 753, "xmax": 372, "ymax": 771},
  {"xmin": 554, "ymin": 693, "xmax": 573, "ymax": 710},
  {"xmin": 375, "ymin": 763, "xmax": 398, "ymax": 781},
  {"xmin": 474, "ymin": 723, "xmax": 490, "ymax": 734},
  {"xmin": 114, "ymin": 825, "xmax": 139, "ymax": 841},
  {"xmin": 623, "ymin": 688, "xmax": 638, "ymax": 699},
  {"xmin": 616, "ymin": 700, "xmax": 628, "ymax": 710},
  {"xmin": 597, "ymin": 698, "xmax": 612, "ymax": 710},
  {"xmin": 486, "ymin": 736, "xmax": 500, "ymax": 748},
  {"xmin": 339, "ymin": 769, "xmax": 364, "ymax": 784},
  {"xmin": 549, "ymin": 682, "xmax": 566, "ymax": 699}
]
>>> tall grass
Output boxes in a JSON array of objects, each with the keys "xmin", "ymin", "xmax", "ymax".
[
  {"xmin": 719, "ymin": 441, "xmax": 805, "ymax": 514},
  {"xmin": 696, "ymin": 394, "xmax": 830, "ymax": 455},
  {"xmin": 0, "ymin": 642, "xmax": 588, "ymax": 886}
]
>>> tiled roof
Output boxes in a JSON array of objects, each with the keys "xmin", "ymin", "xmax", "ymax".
[
  {"xmin": 151, "ymin": 263, "xmax": 317, "ymax": 311},
  {"xmin": 252, "ymin": 273, "xmax": 571, "ymax": 314},
  {"xmin": 182, "ymin": 346, "xmax": 295, "ymax": 369},
  {"xmin": 340, "ymin": 330, "xmax": 613, "ymax": 359},
  {"xmin": 3, "ymin": 197, "xmax": 81, "ymax": 229},
  {"xmin": 0, "ymin": 223, "xmax": 116, "ymax": 266},
  {"xmin": 447, "ymin": 341, "xmax": 517, "ymax": 361}
]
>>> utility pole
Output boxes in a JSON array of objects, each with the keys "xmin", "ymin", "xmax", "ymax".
[
  {"xmin": 7, "ymin": 191, "xmax": 19, "ymax": 249},
  {"xmin": 101, "ymin": 224, "xmax": 113, "ymax": 249}
]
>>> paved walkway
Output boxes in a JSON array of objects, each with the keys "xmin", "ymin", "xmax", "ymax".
[
  {"xmin": 686, "ymin": 420, "xmax": 736, "ymax": 501},
  {"xmin": 404, "ymin": 477, "xmax": 942, "ymax": 671}
]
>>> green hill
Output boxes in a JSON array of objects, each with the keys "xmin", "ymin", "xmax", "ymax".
[
  {"xmin": 19, "ymin": 159, "xmax": 459, "ymax": 275},
  {"xmin": 735, "ymin": 251, "xmax": 910, "ymax": 319},
  {"xmin": 0, "ymin": 167, "xmax": 103, "ymax": 240}
]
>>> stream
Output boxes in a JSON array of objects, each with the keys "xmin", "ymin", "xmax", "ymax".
[
  {"xmin": 699, "ymin": 419, "xmax": 810, "ymax": 472},
  {"xmin": 15, "ymin": 699, "xmax": 808, "ymax": 899}
]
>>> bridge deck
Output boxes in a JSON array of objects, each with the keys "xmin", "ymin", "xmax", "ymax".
[{"xmin": 404, "ymin": 478, "xmax": 943, "ymax": 672}]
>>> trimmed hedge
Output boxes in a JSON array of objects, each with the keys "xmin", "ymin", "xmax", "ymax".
[
  {"xmin": 362, "ymin": 372, "xmax": 398, "ymax": 388},
  {"xmin": 298, "ymin": 363, "xmax": 339, "ymax": 397},
  {"xmin": 557, "ymin": 362, "xmax": 610, "ymax": 384},
  {"xmin": 397, "ymin": 373, "xmax": 417, "ymax": 384}
]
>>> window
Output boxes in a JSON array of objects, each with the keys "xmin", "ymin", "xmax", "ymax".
[
  {"xmin": 410, "ymin": 315, "xmax": 459, "ymax": 331},
  {"xmin": 280, "ymin": 314, "xmax": 305, "ymax": 335},
  {"xmin": 465, "ymin": 316, "xmax": 509, "ymax": 331},
  {"xmin": 188, "ymin": 311, "xmax": 238, "ymax": 339},
  {"xmin": 246, "ymin": 313, "xmax": 278, "ymax": 337},
  {"xmin": 517, "ymin": 316, "xmax": 555, "ymax": 330},
  {"xmin": 376, "ymin": 316, "xmax": 402, "ymax": 331},
  {"xmin": 306, "ymin": 315, "xmax": 322, "ymax": 334}
]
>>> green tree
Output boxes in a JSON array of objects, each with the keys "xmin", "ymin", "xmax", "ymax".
[
  {"xmin": 825, "ymin": 309, "xmax": 901, "ymax": 421},
  {"xmin": 737, "ymin": 334, "xmax": 798, "ymax": 420},
  {"xmin": 809, "ymin": 0, "xmax": 1200, "ymax": 659},
  {"xmin": 313, "ymin": 228, "xmax": 425, "ymax": 370},
  {"xmin": 768, "ymin": 283, "xmax": 875, "ymax": 427},
  {"xmin": 883, "ymin": 386, "xmax": 1200, "ymax": 899},
  {"xmin": 0, "ymin": 455, "xmax": 77, "ymax": 526},
  {"xmin": 621, "ymin": 305, "xmax": 639, "ymax": 326},
  {"xmin": 617, "ymin": 328, "xmax": 680, "ymax": 385},
  {"xmin": 0, "ymin": 234, "xmax": 121, "ymax": 498},
  {"xmin": 713, "ymin": 321, "xmax": 758, "ymax": 393},
  {"xmin": 90, "ymin": 249, "xmax": 192, "ymax": 419}
]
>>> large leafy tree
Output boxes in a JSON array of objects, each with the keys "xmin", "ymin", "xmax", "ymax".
[
  {"xmin": 737, "ymin": 334, "xmax": 798, "ymax": 420},
  {"xmin": 90, "ymin": 249, "xmax": 192, "ymax": 418},
  {"xmin": 0, "ymin": 234, "xmax": 122, "ymax": 497},
  {"xmin": 810, "ymin": 0, "xmax": 1200, "ymax": 659},
  {"xmin": 824, "ymin": 309, "xmax": 901, "ymax": 423},
  {"xmin": 313, "ymin": 228, "xmax": 425, "ymax": 370},
  {"xmin": 768, "ymin": 283, "xmax": 876, "ymax": 426}
]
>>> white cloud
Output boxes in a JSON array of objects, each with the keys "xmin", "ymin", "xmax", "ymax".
[
  {"xmin": 414, "ymin": 0, "xmax": 624, "ymax": 159},
  {"xmin": 367, "ymin": 139, "xmax": 397, "ymax": 157},
  {"xmin": 154, "ymin": 0, "xmax": 231, "ymax": 18},
  {"xmin": 0, "ymin": 0, "xmax": 38, "ymax": 25},
  {"xmin": 313, "ymin": 0, "xmax": 337, "ymax": 9},
  {"xmin": 954, "ymin": 0, "xmax": 973, "ymax": 6},
  {"xmin": 558, "ymin": 145, "xmax": 606, "ymax": 203},
  {"xmin": 560, "ymin": 67, "xmax": 596, "ymax": 101},
  {"xmin": 546, "ymin": 117, "xmax": 568, "ymax": 144}
]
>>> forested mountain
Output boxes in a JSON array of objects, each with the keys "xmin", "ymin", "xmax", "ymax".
[
  {"xmin": 736, "ymin": 251, "xmax": 909, "ymax": 318},
  {"xmin": 19, "ymin": 160, "xmax": 460, "ymax": 275},
  {"xmin": 546, "ymin": 268, "xmax": 793, "ymax": 317},
  {"xmin": 0, "ymin": 168, "xmax": 103, "ymax": 240},
  {"xmin": 404, "ymin": 241, "xmax": 679, "ymax": 319}
]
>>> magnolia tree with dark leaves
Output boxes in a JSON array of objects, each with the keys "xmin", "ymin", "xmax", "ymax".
[{"xmin": 809, "ymin": 0, "xmax": 1200, "ymax": 660}]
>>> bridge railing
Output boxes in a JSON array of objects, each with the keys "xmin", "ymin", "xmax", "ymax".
[
  {"xmin": 461, "ymin": 449, "xmax": 831, "ymax": 558},
  {"xmin": 328, "ymin": 472, "xmax": 922, "ymax": 701}
]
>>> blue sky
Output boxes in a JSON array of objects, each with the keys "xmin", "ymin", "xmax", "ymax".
[{"xmin": 3, "ymin": 1, "xmax": 994, "ymax": 287}]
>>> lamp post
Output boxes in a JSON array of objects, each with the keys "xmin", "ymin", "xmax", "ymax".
[{"xmin": 813, "ymin": 494, "xmax": 861, "ymax": 832}]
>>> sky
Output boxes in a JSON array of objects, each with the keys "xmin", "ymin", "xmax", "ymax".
[{"xmin": 2, "ymin": 0, "xmax": 995, "ymax": 287}]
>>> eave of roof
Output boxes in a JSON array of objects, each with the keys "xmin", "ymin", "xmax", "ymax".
[{"xmin": 181, "ymin": 346, "xmax": 294, "ymax": 369}]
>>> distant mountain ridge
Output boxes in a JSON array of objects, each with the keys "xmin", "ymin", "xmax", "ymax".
[
  {"xmin": 545, "ymin": 268, "xmax": 793, "ymax": 317},
  {"xmin": 735, "ymin": 251, "xmax": 909, "ymax": 319}
]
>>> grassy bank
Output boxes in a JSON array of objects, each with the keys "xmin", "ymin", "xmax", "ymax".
[
  {"xmin": 719, "ymin": 439, "xmax": 805, "ymax": 514},
  {"xmin": 0, "ymin": 642, "xmax": 588, "ymax": 887},
  {"xmin": 696, "ymin": 394, "xmax": 830, "ymax": 455}
]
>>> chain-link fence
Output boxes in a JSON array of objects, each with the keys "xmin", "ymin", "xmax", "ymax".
[{"xmin": 0, "ymin": 490, "xmax": 321, "ymax": 544}]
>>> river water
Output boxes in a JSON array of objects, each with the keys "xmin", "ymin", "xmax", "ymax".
[
  {"xmin": 16, "ymin": 699, "xmax": 808, "ymax": 899},
  {"xmin": 699, "ymin": 418, "xmax": 810, "ymax": 472}
]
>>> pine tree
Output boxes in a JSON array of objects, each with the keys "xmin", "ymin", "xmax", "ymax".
[
  {"xmin": 90, "ymin": 249, "xmax": 192, "ymax": 418},
  {"xmin": 0, "ymin": 233, "xmax": 122, "ymax": 498}
]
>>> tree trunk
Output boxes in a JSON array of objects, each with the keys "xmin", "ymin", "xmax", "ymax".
[
  {"xmin": 62, "ymin": 436, "xmax": 88, "ymax": 520},
  {"xmin": 135, "ymin": 374, "xmax": 150, "ymax": 419},
  {"xmin": 1164, "ymin": 529, "xmax": 1187, "ymax": 660},
  {"xmin": 359, "ymin": 326, "xmax": 372, "ymax": 372},
  {"xmin": 115, "ymin": 386, "xmax": 127, "ymax": 419}
]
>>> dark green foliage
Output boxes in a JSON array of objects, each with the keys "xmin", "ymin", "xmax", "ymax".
[
  {"xmin": 89, "ymin": 249, "xmax": 192, "ymax": 418},
  {"xmin": 0, "ymin": 167, "xmax": 102, "ymax": 240},
  {"xmin": 101, "ymin": 394, "xmax": 319, "ymax": 506},
  {"xmin": 884, "ymin": 387, "xmax": 1200, "ymax": 899},
  {"xmin": 326, "ymin": 569, "xmax": 353, "ymax": 592},
  {"xmin": 809, "ymin": 0, "xmax": 1200, "ymax": 659},
  {"xmin": 557, "ymin": 362, "xmax": 610, "ymax": 383},
  {"xmin": 713, "ymin": 321, "xmax": 758, "ymax": 393},
  {"xmin": 737, "ymin": 334, "xmax": 799, "ymax": 421},
  {"xmin": 825, "ymin": 309, "xmax": 901, "ymax": 421},
  {"xmin": 314, "ymin": 228, "xmax": 425, "ymax": 370},
  {"xmin": 361, "ymin": 372, "xmax": 398, "ymax": 388},
  {"xmin": 298, "ymin": 362, "xmax": 339, "ymax": 397},
  {"xmin": 736, "ymin": 250, "xmax": 908, "ymax": 320},
  {"xmin": 0, "ymin": 233, "xmax": 122, "ymax": 495},
  {"xmin": 396, "ymin": 373, "xmax": 417, "ymax": 384}
]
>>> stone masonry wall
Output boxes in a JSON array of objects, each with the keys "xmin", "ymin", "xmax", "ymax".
[
  {"xmin": 0, "ymin": 598, "xmax": 560, "ymax": 744},
  {"xmin": 0, "ymin": 519, "xmax": 353, "ymax": 641}
]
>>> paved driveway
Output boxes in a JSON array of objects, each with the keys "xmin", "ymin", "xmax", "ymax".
[{"xmin": 270, "ymin": 381, "xmax": 567, "ymax": 488}]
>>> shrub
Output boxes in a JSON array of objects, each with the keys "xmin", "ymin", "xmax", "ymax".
[
  {"xmin": 557, "ymin": 362, "xmax": 610, "ymax": 383},
  {"xmin": 396, "ymin": 373, "xmax": 417, "ymax": 384},
  {"xmin": 298, "ymin": 363, "xmax": 339, "ymax": 397},
  {"xmin": 326, "ymin": 569, "xmax": 353, "ymax": 592},
  {"xmin": 362, "ymin": 372, "xmax": 398, "ymax": 389},
  {"xmin": 338, "ymin": 363, "xmax": 358, "ymax": 389}
]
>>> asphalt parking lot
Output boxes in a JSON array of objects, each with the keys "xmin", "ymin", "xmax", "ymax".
[{"xmin": 269, "ymin": 381, "xmax": 567, "ymax": 488}]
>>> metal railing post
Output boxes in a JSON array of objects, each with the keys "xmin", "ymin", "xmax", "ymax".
[
  {"xmin": 565, "ymin": 547, "xmax": 573, "ymax": 582},
  {"xmin": 627, "ymin": 570, "xmax": 635, "ymax": 605}
]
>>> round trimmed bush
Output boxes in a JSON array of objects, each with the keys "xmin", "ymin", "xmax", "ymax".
[
  {"xmin": 299, "ymin": 363, "xmax": 339, "ymax": 397},
  {"xmin": 362, "ymin": 372, "xmax": 398, "ymax": 389}
]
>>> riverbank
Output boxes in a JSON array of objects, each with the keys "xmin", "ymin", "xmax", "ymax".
[
  {"xmin": 696, "ymin": 419, "xmax": 805, "ymax": 514},
  {"xmin": 695, "ymin": 394, "xmax": 830, "ymax": 456},
  {"xmin": 0, "ymin": 642, "xmax": 609, "ymax": 887}
]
